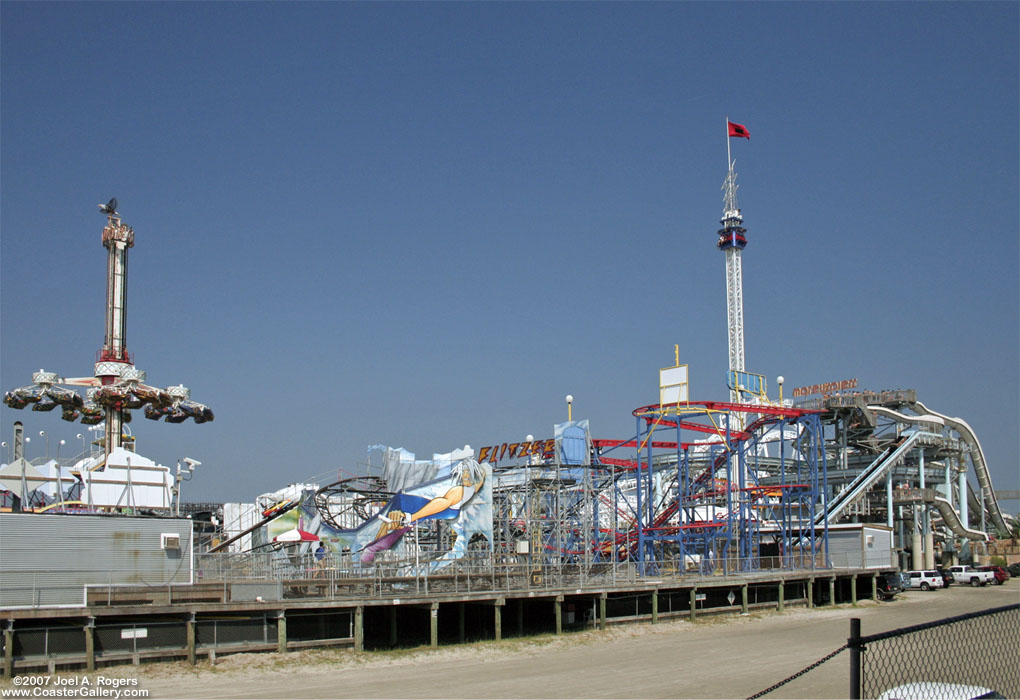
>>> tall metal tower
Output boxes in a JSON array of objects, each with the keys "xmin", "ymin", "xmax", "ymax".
[
  {"xmin": 718, "ymin": 120, "xmax": 749, "ymax": 405},
  {"xmin": 96, "ymin": 208, "xmax": 136, "ymax": 455},
  {"xmin": 4, "ymin": 200, "xmax": 213, "ymax": 462}
]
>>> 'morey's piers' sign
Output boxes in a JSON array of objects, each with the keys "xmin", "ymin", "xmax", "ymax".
[{"xmin": 791, "ymin": 378, "xmax": 858, "ymax": 398}]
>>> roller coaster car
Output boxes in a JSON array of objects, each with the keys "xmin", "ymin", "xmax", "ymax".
[
  {"xmin": 262, "ymin": 500, "xmax": 293, "ymax": 518},
  {"xmin": 61, "ymin": 407, "xmax": 82, "ymax": 422}
]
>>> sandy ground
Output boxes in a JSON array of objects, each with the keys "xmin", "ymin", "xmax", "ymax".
[{"xmin": 6, "ymin": 580, "xmax": 1017, "ymax": 699}]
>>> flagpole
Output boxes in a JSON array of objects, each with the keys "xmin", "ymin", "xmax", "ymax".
[{"xmin": 726, "ymin": 116, "xmax": 732, "ymax": 172}]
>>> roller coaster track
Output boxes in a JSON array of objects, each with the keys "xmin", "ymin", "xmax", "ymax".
[{"xmin": 911, "ymin": 400, "xmax": 1008, "ymax": 533}]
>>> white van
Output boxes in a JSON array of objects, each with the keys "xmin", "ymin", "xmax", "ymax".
[{"xmin": 905, "ymin": 570, "xmax": 944, "ymax": 591}]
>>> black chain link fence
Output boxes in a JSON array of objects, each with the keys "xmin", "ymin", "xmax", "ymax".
[
  {"xmin": 747, "ymin": 643, "xmax": 848, "ymax": 699},
  {"xmin": 854, "ymin": 604, "xmax": 1019, "ymax": 699}
]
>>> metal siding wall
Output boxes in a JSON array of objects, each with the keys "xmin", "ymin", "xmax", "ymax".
[
  {"xmin": 0, "ymin": 513, "xmax": 193, "ymax": 607},
  {"xmin": 862, "ymin": 525, "xmax": 893, "ymax": 569},
  {"xmin": 828, "ymin": 530, "xmax": 863, "ymax": 568}
]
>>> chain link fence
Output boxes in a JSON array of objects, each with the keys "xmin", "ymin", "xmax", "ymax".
[{"xmin": 852, "ymin": 604, "xmax": 1019, "ymax": 699}]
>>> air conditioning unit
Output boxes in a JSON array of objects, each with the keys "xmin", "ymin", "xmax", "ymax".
[{"xmin": 161, "ymin": 533, "xmax": 181, "ymax": 550}]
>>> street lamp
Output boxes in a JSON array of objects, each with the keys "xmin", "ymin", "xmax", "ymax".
[
  {"xmin": 39, "ymin": 430, "xmax": 49, "ymax": 460},
  {"xmin": 777, "ymin": 376, "xmax": 785, "ymax": 405},
  {"xmin": 1, "ymin": 442, "xmax": 8, "ymax": 463},
  {"xmin": 565, "ymin": 394, "xmax": 573, "ymax": 422}
]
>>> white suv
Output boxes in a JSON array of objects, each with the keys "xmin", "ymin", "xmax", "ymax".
[{"xmin": 905, "ymin": 570, "xmax": 945, "ymax": 591}]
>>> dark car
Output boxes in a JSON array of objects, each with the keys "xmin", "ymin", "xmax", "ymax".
[
  {"xmin": 978, "ymin": 566, "xmax": 1009, "ymax": 584},
  {"xmin": 934, "ymin": 568, "xmax": 953, "ymax": 587},
  {"xmin": 1008, "ymin": 563, "xmax": 1020, "ymax": 578},
  {"xmin": 875, "ymin": 572, "xmax": 902, "ymax": 600}
]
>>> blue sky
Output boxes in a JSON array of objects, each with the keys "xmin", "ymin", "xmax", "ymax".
[{"xmin": 2, "ymin": 2, "xmax": 1017, "ymax": 509}]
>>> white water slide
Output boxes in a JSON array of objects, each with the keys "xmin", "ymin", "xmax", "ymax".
[
  {"xmin": 911, "ymin": 400, "xmax": 1008, "ymax": 533},
  {"xmin": 931, "ymin": 494, "xmax": 987, "ymax": 541},
  {"xmin": 866, "ymin": 403, "xmax": 1004, "ymax": 537}
]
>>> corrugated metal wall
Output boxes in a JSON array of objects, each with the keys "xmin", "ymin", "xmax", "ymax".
[
  {"xmin": 828, "ymin": 529, "xmax": 864, "ymax": 568},
  {"xmin": 0, "ymin": 512, "xmax": 193, "ymax": 608},
  {"xmin": 828, "ymin": 526, "xmax": 894, "ymax": 569},
  {"xmin": 862, "ymin": 525, "xmax": 894, "ymax": 569}
]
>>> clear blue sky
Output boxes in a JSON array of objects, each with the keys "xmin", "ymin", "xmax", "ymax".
[{"xmin": 2, "ymin": 2, "xmax": 1017, "ymax": 510}]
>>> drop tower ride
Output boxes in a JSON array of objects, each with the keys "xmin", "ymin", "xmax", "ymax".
[
  {"xmin": 718, "ymin": 120, "xmax": 749, "ymax": 405},
  {"xmin": 4, "ymin": 201, "xmax": 213, "ymax": 462}
]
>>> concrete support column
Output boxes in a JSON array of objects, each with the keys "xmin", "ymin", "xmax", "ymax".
[
  {"xmin": 3, "ymin": 624, "xmax": 13, "ymax": 677},
  {"xmin": 186, "ymin": 614, "xmax": 196, "ymax": 666},
  {"xmin": 354, "ymin": 606, "xmax": 364, "ymax": 652},
  {"xmin": 958, "ymin": 468, "xmax": 969, "ymax": 529},
  {"xmin": 851, "ymin": 575, "xmax": 858, "ymax": 606},
  {"xmin": 871, "ymin": 573, "xmax": 878, "ymax": 602},
  {"xmin": 778, "ymin": 582, "xmax": 784, "ymax": 612},
  {"xmin": 276, "ymin": 612, "xmax": 287, "ymax": 654},
  {"xmin": 554, "ymin": 596, "xmax": 563, "ymax": 635},
  {"xmin": 84, "ymin": 618, "xmax": 95, "ymax": 673},
  {"xmin": 807, "ymin": 578, "xmax": 814, "ymax": 608},
  {"xmin": 741, "ymin": 585, "xmax": 748, "ymax": 614},
  {"xmin": 886, "ymin": 471, "xmax": 894, "ymax": 528},
  {"xmin": 689, "ymin": 588, "xmax": 698, "ymax": 621},
  {"xmin": 651, "ymin": 589, "xmax": 659, "ymax": 624},
  {"xmin": 599, "ymin": 593, "xmax": 607, "ymax": 631},
  {"xmin": 829, "ymin": 578, "xmax": 836, "ymax": 606},
  {"xmin": 911, "ymin": 530, "xmax": 923, "ymax": 570},
  {"xmin": 924, "ymin": 532, "xmax": 935, "ymax": 570},
  {"xmin": 429, "ymin": 602, "xmax": 439, "ymax": 648}
]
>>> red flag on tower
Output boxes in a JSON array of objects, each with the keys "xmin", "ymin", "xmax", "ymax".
[{"xmin": 727, "ymin": 121, "xmax": 750, "ymax": 139}]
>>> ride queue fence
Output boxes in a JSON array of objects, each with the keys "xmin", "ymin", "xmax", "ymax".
[{"xmin": 849, "ymin": 604, "xmax": 1020, "ymax": 700}]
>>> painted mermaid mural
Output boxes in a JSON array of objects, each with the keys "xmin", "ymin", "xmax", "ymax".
[{"xmin": 264, "ymin": 446, "xmax": 492, "ymax": 571}]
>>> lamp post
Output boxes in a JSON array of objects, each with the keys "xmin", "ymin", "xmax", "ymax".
[
  {"xmin": 1, "ymin": 442, "xmax": 8, "ymax": 464},
  {"xmin": 777, "ymin": 376, "xmax": 784, "ymax": 405},
  {"xmin": 39, "ymin": 430, "xmax": 49, "ymax": 460},
  {"xmin": 565, "ymin": 394, "xmax": 573, "ymax": 422}
]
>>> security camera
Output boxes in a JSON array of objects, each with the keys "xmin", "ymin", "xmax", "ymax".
[{"xmin": 182, "ymin": 458, "xmax": 201, "ymax": 468}]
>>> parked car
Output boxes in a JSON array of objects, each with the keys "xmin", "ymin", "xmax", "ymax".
[
  {"xmin": 934, "ymin": 568, "xmax": 953, "ymax": 587},
  {"xmin": 946, "ymin": 565, "xmax": 996, "ymax": 587},
  {"xmin": 905, "ymin": 570, "xmax": 945, "ymax": 591},
  {"xmin": 977, "ymin": 566, "xmax": 1008, "ymax": 585},
  {"xmin": 1008, "ymin": 563, "xmax": 1020, "ymax": 578},
  {"xmin": 875, "ymin": 572, "xmax": 903, "ymax": 600},
  {"xmin": 877, "ymin": 682, "xmax": 1005, "ymax": 699}
]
